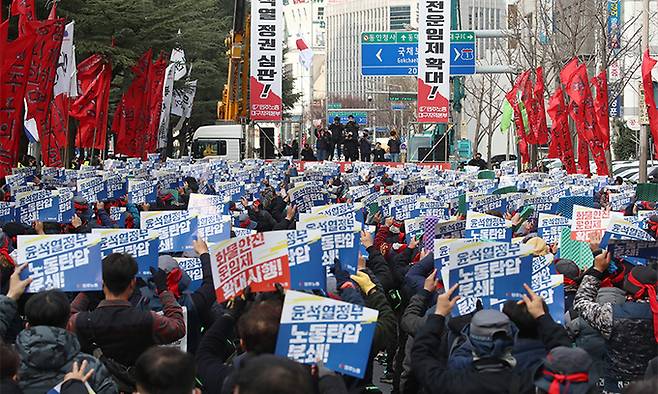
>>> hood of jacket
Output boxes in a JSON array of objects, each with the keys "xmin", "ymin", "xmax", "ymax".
[{"xmin": 15, "ymin": 326, "xmax": 81, "ymax": 371}]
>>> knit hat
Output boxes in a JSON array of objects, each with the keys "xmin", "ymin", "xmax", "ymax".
[
  {"xmin": 554, "ymin": 259, "xmax": 581, "ymax": 288},
  {"xmin": 534, "ymin": 346, "xmax": 594, "ymax": 394},
  {"xmin": 158, "ymin": 255, "xmax": 179, "ymax": 273},
  {"xmin": 624, "ymin": 266, "xmax": 658, "ymax": 343},
  {"xmin": 465, "ymin": 310, "xmax": 516, "ymax": 358}
]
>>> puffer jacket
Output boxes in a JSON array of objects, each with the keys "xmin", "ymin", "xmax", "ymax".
[
  {"xmin": 574, "ymin": 272, "xmax": 658, "ymax": 383},
  {"xmin": 567, "ymin": 286, "xmax": 625, "ymax": 376},
  {"xmin": 15, "ymin": 326, "xmax": 117, "ymax": 394}
]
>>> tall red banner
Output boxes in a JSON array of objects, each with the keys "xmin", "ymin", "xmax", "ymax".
[
  {"xmin": 642, "ymin": 50, "xmax": 658, "ymax": 158},
  {"xmin": 113, "ymin": 50, "xmax": 152, "ymax": 157},
  {"xmin": 249, "ymin": 0, "xmax": 283, "ymax": 121},
  {"xmin": 23, "ymin": 19, "xmax": 65, "ymax": 166},
  {"xmin": 0, "ymin": 34, "xmax": 36, "ymax": 178},
  {"xmin": 417, "ymin": 0, "xmax": 450, "ymax": 123},
  {"xmin": 591, "ymin": 71, "xmax": 611, "ymax": 150},
  {"xmin": 506, "ymin": 72, "xmax": 530, "ymax": 164},
  {"xmin": 547, "ymin": 87, "xmax": 576, "ymax": 174},
  {"xmin": 144, "ymin": 55, "xmax": 167, "ymax": 154},
  {"xmin": 70, "ymin": 55, "xmax": 112, "ymax": 151},
  {"xmin": 533, "ymin": 67, "xmax": 549, "ymax": 145}
]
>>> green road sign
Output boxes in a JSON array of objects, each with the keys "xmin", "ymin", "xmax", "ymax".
[
  {"xmin": 361, "ymin": 31, "xmax": 418, "ymax": 44},
  {"xmin": 450, "ymin": 31, "xmax": 475, "ymax": 42},
  {"xmin": 327, "ymin": 103, "xmax": 342, "ymax": 109},
  {"xmin": 388, "ymin": 92, "xmax": 416, "ymax": 102}
]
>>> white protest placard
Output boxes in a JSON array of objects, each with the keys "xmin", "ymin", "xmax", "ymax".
[
  {"xmin": 465, "ymin": 211, "xmax": 512, "ymax": 242},
  {"xmin": 298, "ymin": 214, "xmax": 362, "ymax": 273},
  {"xmin": 141, "ymin": 211, "xmax": 198, "ymax": 253},
  {"xmin": 537, "ymin": 213, "xmax": 571, "ymax": 244},
  {"xmin": 600, "ymin": 217, "xmax": 656, "ymax": 248},
  {"xmin": 570, "ymin": 205, "xmax": 621, "ymax": 242},
  {"xmin": 92, "ymin": 229, "xmax": 159, "ymax": 277}
]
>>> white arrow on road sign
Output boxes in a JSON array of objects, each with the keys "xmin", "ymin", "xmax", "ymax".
[
  {"xmin": 376, "ymin": 49, "xmax": 383, "ymax": 62},
  {"xmin": 453, "ymin": 47, "xmax": 461, "ymax": 61}
]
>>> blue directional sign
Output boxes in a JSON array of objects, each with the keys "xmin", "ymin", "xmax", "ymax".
[
  {"xmin": 360, "ymin": 31, "xmax": 476, "ymax": 76},
  {"xmin": 327, "ymin": 111, "xmax": 368, "ymax": 126},
  {"xmin": 361, "ymin": 32, "xmax": 418, "ymax": 76},
  {"xmin": 450, "ymin": 31, "xmax": 476, "ymax": 75}
]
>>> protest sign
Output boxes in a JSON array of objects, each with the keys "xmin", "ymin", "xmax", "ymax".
[
  {"xmin": 423, "ymin": 218, "xmax": 465, "ymax": 253},
  {"xmin": 93, "ymin": 229, "xmax": 159, "ymax": 277},
  {"xmin": 288, "ymin": 184, "xmax": 328, "ymax": 213},
  {"xmin": 214, "ymin": 181, "xmax": 244, "ymax": 201},
  {"xmin": 209, "ymin": 232, "xmax": 290, "ymax": 303},
  {"xmin": 347, "ymin": 185, "xmax": 374, "ymax": 201},
  {"xmin": 175, "ymin": 257, "xmax": 203, "ymax": 292},
  {"xmin": 412, "ymin": 198, "xmax": 450, "ymax": 220},
  {"xmin": 553, "ymin": 196, "xmax": 594, "ymax": 218},
  {"xmin": 523, "ymin": 196, "xmax": 557, "ymax": 216},
  {"xmin": 608, "ymin": 190, "xmax": 634, "ymax": 211},
  {"xmin": 0, "ymin": 202, "xmax": 15, "ymax": 225},
  {"xmin": 298, "ymin": 214, "xmax": 362, "ymax": 273},
  {"xmin": 77, "ymin": 176, "xmax": 107, "ymax": 203},
  {"xmin": 15, "ymin": 190, "xmax": 60, "ymax": 225},
  {"xmin": 607, "ymin": 240, "xmax": 658, "ymax": 260},
  {"xmin": 109, "ymin": 207, "xmax": 127, "ymax": 227},
  {"xmin": 128, "ymin": 179, "xmax": 157, "ymax": 205},
  {"xmin": 469, "ymin": 194, "xmax": 508, "ymax": 214},
  {"xmin": 197, "ymin": 214, "xmax": 231, "ymax": 244},
  {"xmin": 558, "ymin": 227, "xmax": 594, "ymax": 270},
  {"xmin": 285, "ymin": 230, "xmax": 325, "ymax": 290},
  {"xmin": 600, "ymin": 217, "xmax": 656, "ymax": 248},
  {"xmin": 389, "ymin": 195, "xmax": 417, "ymax": 221},
  {"xmin": 312, "ymin": 203, "xmax": 364, "ymax": 224},
  {"xmin": 537, "ymin": 213, "xmax": 571, "ymax": 244},
  {"xmin": 233, "ymin": 228, "xmax": 257, "ymax": 237},
  {"xmin": 570, "ymin": 205, "xmax": 621, "ymax": 242},
  {"xmin": 104, "ymin": 173, "xmax": 127, "ymax": 199},
  {"xmin": 187, "ymin": 193, "xmax": 228, "ymax": 216},
  {"xmin": 17, "ymin": 233, "xmax": 102, "ymax": 292},
  {"xmin": 56, "ymin": 188, "xmax": 74, "ymax": 224},
  {"xmin": 448, "ymin": 241, "xmax": 533, "ymax": 305},
  {"xmin": 405, "ymin": 217, "xmax": 425, "ymax": 245},
  {"xmin": 489, "ymin": 274, "xmax": 565, "ymax": 324},
  {"xmin": 465, "ymin": 211, "xmax": 512, "ymax": 242},
  {"xmin": 275, "ymin": 290, "xmax": 378, "ymax": 379},
  {"xmin": 141, "ymin": 211, "xmax": 199, "ymax": 253}
]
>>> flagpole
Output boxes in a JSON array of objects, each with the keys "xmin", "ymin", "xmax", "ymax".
[{"xmin": 639, "ymin": 0, "xmax": 650, "ymax": 182}]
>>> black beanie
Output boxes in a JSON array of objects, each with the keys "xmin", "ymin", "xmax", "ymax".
[{"xmin": 624, "ymin": 266, "xmax": 658, "ymax": 297}]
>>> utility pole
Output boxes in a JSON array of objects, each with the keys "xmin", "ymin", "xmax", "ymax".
[{"xmin": 639, "ymin": 0, "xmax": 650, "ymax": 182}]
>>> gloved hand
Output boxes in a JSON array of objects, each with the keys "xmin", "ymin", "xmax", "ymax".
[
  {"xmin": 225, "ymin": 292, "xmax": 248, "ymax": 322},
  {"xmin": 149, "ymin": 267, "xmax": 168, "ymax": 294},
  {"xmin": 330, "ymin": 259, "xmax": 352, "ymax": 289},
  {"xmin": 350, "ymin": 271, "xmax": 376, "ymax": 295}
]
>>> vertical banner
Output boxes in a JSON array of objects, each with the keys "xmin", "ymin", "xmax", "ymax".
[
  {"xmin": 417, "ymin": 0, "xmax": 450, "ymax": 123},
  {"xmin": 157, "ymin": 64, "xmax": 175, "ymax": 150},
  {"xmin": 607, "ymin": 0, "xmax": 621, "ymax": 50},
  {"xmin": 249, "ymin": 0, "xmax": 283, "ymax": 121}
]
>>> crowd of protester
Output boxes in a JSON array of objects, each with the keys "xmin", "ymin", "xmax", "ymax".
[{"xmin": 0, "ymin": 155, "xmax": 658, "ymax": 394}]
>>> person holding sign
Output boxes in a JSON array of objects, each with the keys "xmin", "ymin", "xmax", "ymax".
[
  {"xmin": 411, "ymin": 284, "xmax": 571, "ymax": 393},
  {"xmin": 67, "ymin": 253, "xmax": 185, "ymax": 392},
  {"xmin": 573, "ymin": 250, "xmax": 658, "ymax": 392}
]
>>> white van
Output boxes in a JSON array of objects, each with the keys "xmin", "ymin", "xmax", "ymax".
[{"xmin": 191, "ymin": 125, "xmax": 243, "ymax": 161}]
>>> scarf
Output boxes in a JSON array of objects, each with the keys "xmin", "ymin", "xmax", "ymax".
[
  {"xmin": 627, "ymin": 271, "xmax": 658, "ymax": 343},
  {"xmin": 543, "ymin": 370, "xmax": 589, "ymax": 394},
  {"xmin": 166, "ymin": 267, "xmax": 183, "ymax": 298}
]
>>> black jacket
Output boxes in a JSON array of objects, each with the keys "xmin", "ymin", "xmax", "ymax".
[
  {"xmin": 411, "ymin": 313, "xmax": 569, "ymax": 394},
  {"xmin": 301, "ymin": 148, "xmax": 316, "ymax": 161},
  {"xmin": 373, "ymin": 148, "xmax": 386, "ymax": 162},
  {"xmin": 328, "ymin": 123, "xmax": 344, "ymax": 143}
]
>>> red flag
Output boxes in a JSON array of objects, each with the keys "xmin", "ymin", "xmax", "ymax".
[
  {"xmin": 559, "ymin": 58, "xmax": 579, "ymax": 86},
  {"xmin": 22, "ymin": 19, "xmax": 66, "ymax": 166},
  {"xmin": 534, "ymin": 67, "xmax": 549, "ymax": 145},
  {"xmin": 565, "ymin": 64, "xmax": 596, "ymax": 141},
  {"xmin": 9, "ymin": 0, "xmax": 35, "ymax": 36},
  {"xmin": 0, "ymin": 33, "xmax": 36, "ymax": 178},
  {"xmin": 577, "ymin": 135, "xmax": 591, "ymax": 176},
  {"xmin": 114, "ymin": 49, "xmax": 153, "ymax": 157},
  {"xmin": 591, "ymin": 71, "xmax": 611, "ymax": 149},
  {"xmin": 506, "ymin": 71, "xmax": 530, "ymax": 164},
  {"xmin": 519, "ymin": 71, "xmax": 538, "ymax": 144},
  {"xmin": 70, "ymin": 55, "xmax": 113, "ymax": 151},
  {"xmin": 642, "ymin": 50, "xmax": 658, "ymax": 158},
  {"xmin": 547, "ymin": 87, "xmax": 576, "ymax": 174},
  {"xmin": 0, "ymin": 20, "xmax": 8, "ymax": 65},
  {"xmin": 144, "ymin": 54, "xmax": 167, "ymax": 154}
]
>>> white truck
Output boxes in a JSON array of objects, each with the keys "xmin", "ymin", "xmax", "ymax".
[{"xmin": 191, "ymin": 124, "xmax": 244, "ymax": 161}]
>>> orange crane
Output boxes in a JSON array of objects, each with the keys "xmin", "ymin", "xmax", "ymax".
[{"xmin": 217, "ymin": 0, "xmax": 250, "ymax": 123}]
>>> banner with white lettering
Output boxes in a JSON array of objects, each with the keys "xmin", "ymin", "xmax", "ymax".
[
  {"xmin": 141, "ymin": 211, "xmax": 198, "ymax": 253},
  {"xmin": 249, "ymin": 0, "xmax": 283, "ymax": 121},
  {"xmin": 15, "ymin": 190, "xmax": 60, "ymax": 225},
  {"xmin": 128, "ymin": 179, "xmax": 157, "ymax": 205},
  {"xmin": 197, "ymin": 215, "xmax": 231, "ymax": 244},
  {"xmin": 537, "ymin": 213, "xmax": 571, "ymax": 244},
  {"xmin": 465, "ymin": 211, "xmax": 512, "ymax": 242},
  {"xmin": 77, "ymin": 177, "xmax": 107, "ymax": 203},
  {"xmin": 93, "ymin": 229, "xmax": 159, "ymax": 277},
  {"xmin": 298, "ymin": 214, "xmax": 362, "ymax": 274},
  {"xmin": 18, "ymin": 233, "xmax": 102, "ymax": 292},
  {"xmin": 288, "ymin": 184, "xmax": 328, "ymax": 213},
  {"xmin": 210, "ymin": 232, "xmax": 290, "ymax": 303},
  {"xmin": 275, "ymin": 290, "xmax": 378, "ymax": 379},
  {"xmin": 286, "ymin": 230, "xmax": 325, "ymax": 290},
  {"xmin": 570, "ymin": 205, "xmax": 621, "ymax": 242},
  {"xmin": 600, "ymin": 217, "xmax": 656, "ymax": 248}
]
